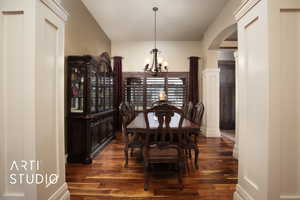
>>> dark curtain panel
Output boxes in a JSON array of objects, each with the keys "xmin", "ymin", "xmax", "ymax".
[
  {"xmin": 188, "ymin": 56, "xmax": 199, "ymax": 104},
  {"xmin": 113, "ymin": 56, "xmax": 123, "ymax": 130}
]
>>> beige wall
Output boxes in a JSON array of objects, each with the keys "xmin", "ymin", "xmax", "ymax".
[
  {"xmin": 112, "ymin": 41, "xmax": 204, "ymax": 100},
  {"xmin": 61, "ymin": 0, "xmax": 111, "ymax": 56},
  {"xmin": 61, "ymin": 0, "xmax": 111, "ymax": 155},
  {"xmin": 112, "ymin": 41, "xmax": 202, "ymax": 72}
]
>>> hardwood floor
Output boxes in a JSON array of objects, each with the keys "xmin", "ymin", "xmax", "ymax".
[{"xmin": 66, "ymin": 132, "xmax": 238, "ymax": 200}]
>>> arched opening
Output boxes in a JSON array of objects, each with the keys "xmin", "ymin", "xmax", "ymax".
[
  {"xmin": 208, "ymin": 23, "xmax": 237, "ymax": 50},
  {"xmin": 208, "ymin": 23, "xmax": 239, "ymax": 158}
]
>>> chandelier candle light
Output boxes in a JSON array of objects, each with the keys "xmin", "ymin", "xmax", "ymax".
[
  {"xmin": 159, "ymin": 90, "xmax": 167, "ymax": 101},
  {"xmin": 144, "ymin": 7, "xmax": 168, "ymax": 76}
]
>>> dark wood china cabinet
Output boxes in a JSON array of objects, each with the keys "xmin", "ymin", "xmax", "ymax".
[{"xmin": 67, "ymin": 52, "xmax": 115, "ymax": 164}]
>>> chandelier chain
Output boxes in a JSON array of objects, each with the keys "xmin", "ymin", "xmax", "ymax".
[
  {"xmin": 144, "ymin": 7, "xmax": 168, "ymax": 76},
  {"xmin": 154, "ymin": 7, "xmax": 157, "ymax": 49}
]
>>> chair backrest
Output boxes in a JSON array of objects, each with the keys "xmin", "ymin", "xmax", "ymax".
[
  {"xmin": 192, "ymin": 102, "xmax": 204, "ymax": 126},
  {"xmin": 119, "ymin": 102, "xmax": 127, "ymax": 115},
  {"xmin": 144, "ymin": 104, "xmax": 184, "ymax": 148},
  {"xmin": 151, "ymin": 100, "xmax": 171, "ymax": 107},
  {"xmin": 184, "ymin": 101, "xmax": 194, "ymax": 120},
  {"xmin": 129, "ymin": 102, "xmax": 135, "ymax": 117},
  {"xmin": 125, "ymin": 101, "xmax": 135, "ymax": 120},
  {"xmin": 119, "ymin": 102, "xmax": 130, "ymax": 127}
]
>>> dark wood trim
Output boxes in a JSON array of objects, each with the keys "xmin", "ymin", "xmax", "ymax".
[
  {"xmin": 218, "ymin": 60, "xmax": 235, "ymax": 65},
  {"xmin": 2, "ymin": 11, "xmax": 24, "ymax": 15},
  {"xmin": 280, "ymin": 9, "xmax": 300, "ymax": 12},
  {"xmin": 219, "ymin": 47, "xmax": 238, "ymax": 50}
]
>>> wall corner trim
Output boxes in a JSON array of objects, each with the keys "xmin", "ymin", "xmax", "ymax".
[
  {"xmin": 203, "ymin": 127, "xmax": 221, "ymax": 138},
  {"xmin": 233, "ymin": 142, "xmax": 239, "ymax": 159},
  {"xmin": 40, "ymin": 0, "xmax": 69, "ymax": 22},
  {"xmin": 234, "ymin": 184, "xmax": 255, "ymax": 200},
  {"xmin": 48, "ymin": 183, "xmax": 70, "ymax": 200},
  {"xmin": 234, "ymin": 0, "xmax": 261, "ymax": 21}
]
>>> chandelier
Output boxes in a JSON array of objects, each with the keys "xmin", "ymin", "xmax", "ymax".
[{"xmin": 144, "ymin": 7, "xmax": 168, "ymax": 76}]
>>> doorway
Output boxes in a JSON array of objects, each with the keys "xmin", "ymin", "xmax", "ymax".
[{"xmin": 218, "ymin": 51, "xmax": 236, "ymax": 142}]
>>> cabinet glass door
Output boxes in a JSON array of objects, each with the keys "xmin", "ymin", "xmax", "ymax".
[
  {"xmin": 97, "ymin": 75, "xmax": 105, "ymax": 112},
  {"xmin": 109, "ymin": 76, "xmax": 113, "ymax": 109},
  {"xmin": 70, "ymin": 67, "xmax": 85, "ymax": 113},
  {"xmin": 90, "ymin": 67, "xmax": 97, "ymax": 113},
  {"xmin": 105, "ymin": 76, "xmax": 110, "ymax": 110}
]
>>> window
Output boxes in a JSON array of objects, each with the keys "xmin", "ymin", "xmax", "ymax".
[
  {"xmin": 167, "ymin": 77, "xmax": 186, "ymax": 108},
  {"xmin": 146, "ymin": 77, "xmax": 165, "ymax": 108},
  {"xmin": 124, "ymin": 77, "xmax": 144, "ymax": 111},
  {"xmin": 123, "ymin": 72, "xmax": 188, "ymax": 110}
]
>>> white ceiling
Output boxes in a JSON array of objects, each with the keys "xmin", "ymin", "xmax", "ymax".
[{"xmin": 82, "ymin": 0, "xmax": 229, "ymax": 41}]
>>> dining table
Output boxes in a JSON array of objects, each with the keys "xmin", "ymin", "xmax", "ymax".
[{"xmin": 126, "ymin": 112, "xmax": 200, "ymax": 133}]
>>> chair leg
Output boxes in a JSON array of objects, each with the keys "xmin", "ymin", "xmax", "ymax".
[
  {"xmin": 144, "ymin": 162, "xmax": 149, "ymax": 191},
  {"xmin": 185, "ymin": 149, "xmax": 189, "ymax": 159},
  {"xmin": 143, "ymin": 145, "xmax": 149, "ymax": 191},
  {"xmin": 124, "ymin": 145, "xmax": 129, "ymax": 168},
  {"xmin": 194, "ymin": 147, "xmax": 199, "ymax": 169},
  {"xmin": 139, "ymin": 146, "xmax": 144, "ymax": 162},
  {"xmin": 194, "ymin": 134, "xmax": 199, "ymax": 169},
  {"xmin": 130, "ymin": 147, "xmax": 134, "ymax": 156},
  {"xmin": 178, "ymin": 161, "xmax": 184, "ymax": 190},
  {"xmin": 189, "ymin": 149, "xmax": 192, "ymax": 159}
]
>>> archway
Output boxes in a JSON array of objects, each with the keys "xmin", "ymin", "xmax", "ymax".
[
  {"xmin": 208, "ymin": 23, "xmax": 237, "ymax": 50},
  {"xmin": 205, "ymin": 23, "xmax": 239, "ymax": 159}
]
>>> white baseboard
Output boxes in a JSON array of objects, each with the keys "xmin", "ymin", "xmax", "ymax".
[
  {"xmin": 233, "ymin": 145, "xmax": 239, "ymax": 159},
  {"xmin": 0, "ymin": 194, "xmax": 24, "ymax": 200},
  {"xmin": 203, "ymin": 127, "xmax": 221, "ymax": 137},
  {"xmin": 234, "ymin": 184, "xmax": 255, "ymax": 200},
  {"xmin": 280, "ymin": 195, "xmax": 300, "ymax": 200},
  {"xmin": 234, "ymin": 191, "xmax": 244, "ymax": 200},
  {"xmin": 48, "ymin": 183, "xmax": 70, "ymax": 200},
  {"xmin": 0, "ymin": 183, "xmax": 69, "ymax": 200},
  {"xmin": 234, "ymin": 186, "xmax": 300, "ymax": 200}
]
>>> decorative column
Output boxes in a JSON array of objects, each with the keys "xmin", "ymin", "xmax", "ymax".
[
  {"xmin": 202, "ymin": 68, "xmax": 221, "ymax": 137},
  {"xmin": 113, "ymin": 56, "xmax": 123, "ymax": 130},
  {"xmin": 233, "ymin": 51, "xmax": 239, "ymax": 159},
  {"xmin": 188, "ymin": 56, "xmax": 200, "ymax": 104}
]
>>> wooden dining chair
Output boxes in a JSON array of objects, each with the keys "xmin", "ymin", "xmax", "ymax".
[
  {"xmin": 183, "ymin": 101, "xmax": 194, "ymax": 120},
  {"xmin": 192, "ymin": 103, "xmax": 204, "ymax": 126},
  {"xmin": 125, "ymin": 101, "xmax": 135, "ymax": 121},
  {"xmin": 119, "ymin": 102, "xmax": 141, "ymax": 168},
  {"xmin": 187, "ymin": 102, "xmax": 204, "ymax": 169},
  {"xmin": 143, "ymin": 104, "xmax": 185, "ymax": 190}
]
